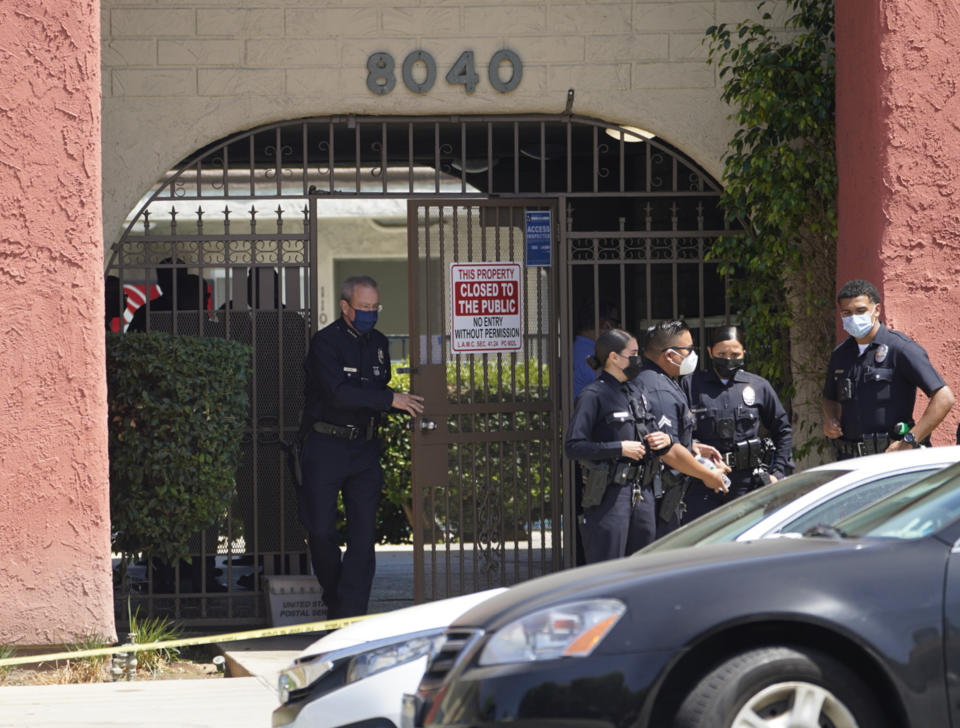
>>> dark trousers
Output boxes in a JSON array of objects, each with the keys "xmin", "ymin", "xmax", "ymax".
[
  {"xmin": 299, "ymin": 433, "xmax": 382, "ymax": 619},
  {"xmin": 580, "ymin": 482, "xmax": 656, "ymax": 564},
  {"xmin": 682, "ymin": 471, "xmax": 753, "ymax": 522}
]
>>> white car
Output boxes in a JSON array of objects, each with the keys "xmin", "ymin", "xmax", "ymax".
[
  {"xmin": 644, "ymin": 445, "xmax": 960, "ymax": 553},
  {"xmin": 272, "ymin": 588, "xmax": 505, "ymax": 728}
]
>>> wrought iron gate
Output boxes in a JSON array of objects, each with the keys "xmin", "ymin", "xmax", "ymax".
[
  {"xmin": 107, "ymin": 114, "xmax": 730, "ymax": 623},
  {"xmin": 408, "ymin": 200, "xmax": 561, "ymax": 601}
]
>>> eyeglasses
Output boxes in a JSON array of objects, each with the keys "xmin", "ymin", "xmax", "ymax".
[
  {"xmin": 662, "ymin": 346, "xmax": 695, "ymax": 353},
  {"xmin": 345, "ymin": 300, "xmax": 382, "ymax": 312}
]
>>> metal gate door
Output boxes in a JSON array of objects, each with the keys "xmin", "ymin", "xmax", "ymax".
[{"xmin": 407, "ymin": 199, "xmax": 562, "ymax": 602}]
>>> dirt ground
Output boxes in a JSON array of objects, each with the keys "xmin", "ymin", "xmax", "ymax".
[{"xmin": 0, "ymin": 646, "xmax": 223, "ymax": 686}]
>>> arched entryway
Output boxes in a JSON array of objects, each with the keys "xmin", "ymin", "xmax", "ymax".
[{"xmin": 107, "ymin": 114, "xmax": 733, "ymax": 624}]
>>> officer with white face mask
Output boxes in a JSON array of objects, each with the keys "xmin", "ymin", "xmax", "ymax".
[
  {"xmin": 822, "ymin": 279, "xmax": 954, "ymax": 459},
  {"xmin": 635, "ymin": 320, "xmax": 731, "ymax": 535}
]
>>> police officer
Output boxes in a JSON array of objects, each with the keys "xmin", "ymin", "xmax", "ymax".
[
  {"xmin": 681, "ymin": 326, "xmax": 793, "ymax": 520},
  {"xmin": 565, "ymin": 329, "xmax": 672, "ymax": 563},
  {"xmin": 299, "ymin": 275, "xmax": 424, "ymax": 618},
  {"xmin": 822, "ymin": 279, "xmax": 954, "ymax": 458},
  {"xmin": 636, "ymin": 320, "xmax": 731, "ymax": 534}
]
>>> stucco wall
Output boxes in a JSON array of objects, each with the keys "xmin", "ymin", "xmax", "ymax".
[
  {"xmin": 100, "ymin": 1, "xmax": 786, "ymax": 243},
  {"xmin": 836, "ymin": 0, "xmax": 960, "ymax": 444},
  {"xmin": 0, "ymin": 1, "xmax": 115, "ymax": 645}
]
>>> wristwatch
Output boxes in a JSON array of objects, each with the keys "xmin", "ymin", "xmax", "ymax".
[{"xmin": 902, "ymin": 431, "xmax": 919, "ymax": 448}]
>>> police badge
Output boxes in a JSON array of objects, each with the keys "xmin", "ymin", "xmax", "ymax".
[
  {"xmin": 742, "ymin": 385, "xmax": 756, "ymax": 406},
  {"xmin": 875, "ymin": 344, "xmax": 888, "ymax": 363}
]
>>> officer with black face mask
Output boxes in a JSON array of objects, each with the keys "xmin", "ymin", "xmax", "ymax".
[
  {"xmin": 565, "ymin": 329, "xmax": 672, "ymax": 563},
  {"xmin": 681, "ymin": 326, "xmax": 793, "ymax": 520}
]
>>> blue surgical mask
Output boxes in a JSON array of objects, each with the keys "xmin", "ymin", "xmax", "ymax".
[
  {"xmin": 842, "ymin": 312, "xmax": 874, "ymax": 339},
  {"xmin": 352, "ymin": 308, "xmax": 378, "ymax": 334}
]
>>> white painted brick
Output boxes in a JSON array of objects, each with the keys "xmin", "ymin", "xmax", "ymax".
[
  {"xmin": 717, "ymin": 2, "xmax": 793, "ymax": 26},
  {"xmin": 506, "ymin": 35, "xmax": 585, "ymax": 63},
  {"xmin": 158, "ymin": 40, "xmax": 242, "ymax": 66},
  {"xmin": 112, "ymin": 69, "xmax": 196, "ymax": 96},
  {"xmin": 102, "ymin": 40, "xmax": 157, "ymax": 68},
  {"xmin": 197, "ymin": 9, "xmax": 284, "ymax": 38},
  {"xmin": 246, "ymin": 39, "xmax": 340, "ymax": 67},
  {"xmin": 383, "ymin": 7, "xmax": 461, "ymax": 36},
  {"xmin": 670, "ymin": 33, "xmax": 711, "ymax": 61},
  {"xmin": 632, "ymin": 62, "xmax": 715, "ymax": 89},
  {"xmin": 633, "ymin": 3, "xmax": 714, "ymax": 33},
  {"xmin": 586, "ymin": 34, "xmax": 668, "ymax": 62},
  {"xmin": 111, "ymin": 9, "xmax": 195, "ymax": 38},
  {"xmin": 198, "ymin": 68, "xmax": 285, "ymax": 96},
  {"xmin": 547, "ymin": 63, "xmax": 630, "ymax": 91},
  {"xmin": 548, "ymin": 4, "xmax": 632, "ymax": 35},
  {"xmin": 462, "ymin": 6, "xmax": 546, "ymax": 34},
  {"xmin": 285, "ymin": 8, "xmax": 380, "ymax": 38},
  {"xmin": 286, "ymin": 68, "xmax": 353, "ymax": 97}
]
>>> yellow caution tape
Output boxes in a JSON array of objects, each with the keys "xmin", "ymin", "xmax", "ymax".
[{"xmin": 0, "ymin": 614, "xmax": 372, "ymax": 668}]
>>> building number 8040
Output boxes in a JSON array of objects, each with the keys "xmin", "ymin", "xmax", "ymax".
[{"xmin": 366, "ymin": 49, "xmax": 523, "ymax": 95}]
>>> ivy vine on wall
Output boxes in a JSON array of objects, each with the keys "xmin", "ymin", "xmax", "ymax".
[{"xmin": 705, "ymin": 0, "xmax": 837, "ymax": 459}]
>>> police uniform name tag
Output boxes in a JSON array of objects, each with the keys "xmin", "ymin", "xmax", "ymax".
[
  {"xmin": 343, "ymin": 367, "xmax": 358, "ymax": 373},
  {"xmin": 613, "ymin": 411, "xmax": 629, "ymax": 418},
  {"xmin": 742, "ymin": 385, "xmax": 756, "ymax": 406}
]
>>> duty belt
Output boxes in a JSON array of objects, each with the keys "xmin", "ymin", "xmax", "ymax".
[
  {"xmin": 836, "ymin": 434, "xmax": 890, "ymax": 458},
  {"xmin": 313, "ymin": 419, "xmax": 378, "ymax": 441},
  {"xmin": 720, "ymin": 438, "xmax": 764, "ymax": 471}
]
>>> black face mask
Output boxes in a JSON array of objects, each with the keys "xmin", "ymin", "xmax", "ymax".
[
  {"xmin": 623, "ymin": 355, "xmax": 643, "ymax": 380},
  {"xmin": 712, "ymin": 357, "xmax": 744, "ymax": 379}
]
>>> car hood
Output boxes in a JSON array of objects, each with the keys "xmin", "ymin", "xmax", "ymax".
[
  {"xmin": 298, "ymin": 588, "xmax": 507, "ymax": 659},
  {"xmin": 454, "ymin": 536, "xmax": 948, "ymax": 640}
]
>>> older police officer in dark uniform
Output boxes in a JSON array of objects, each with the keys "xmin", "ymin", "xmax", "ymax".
[
  {"xmin": 299, "ymin": 275, "xmax": 424, "ymax": 618},
  {"xmin": 636, "ymin": 320, "xmax": 731, "ymax": 534},
  {"xmin": 822, "ymin": 279, "xmax": 954, "ymax": 458},
  {"xmin": 682, "ymin": 326, "xmax": 793, "ymax": 520},
  {"xmin": 565, "ymin": 329, "xmax": 673, "ymax": 563}
]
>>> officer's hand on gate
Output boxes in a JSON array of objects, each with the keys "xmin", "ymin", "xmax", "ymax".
[
  {"xmin": 393, "ymin": 392, "xmax": 425, "ymax": 416},
  {"xmin": 823, "ymin": 418, "xmax": 842, "ymax": 438},
  {"xmin": 621, "ymin": 440, "xmax": 646, "ymax": 461}
]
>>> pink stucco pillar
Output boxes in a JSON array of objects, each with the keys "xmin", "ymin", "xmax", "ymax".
[
  {"xmin": 0, "ymin": 1, "xmax": 115, "ymax": 645},
  {"xmin": 836, "ymin": 0, "xmax": 960, "ymax": 444}
]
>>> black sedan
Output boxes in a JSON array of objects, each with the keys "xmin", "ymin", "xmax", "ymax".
[{"xmin": 406, "ymin": 460, "xmax": 960, "ymax": 728}]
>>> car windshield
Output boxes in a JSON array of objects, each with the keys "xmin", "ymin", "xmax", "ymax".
[
  {"xmin": 639, "ymin": 469, "xmax": 850, "ymax": 553},
  {"xmin": 831, "ymin": 460, "xmax": 960, "ymax": 540}
]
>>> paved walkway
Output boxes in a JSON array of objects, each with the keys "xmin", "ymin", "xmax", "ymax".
[{"xmin": 0, "ymin": 547, "xmax": 419, "ymax": 728}]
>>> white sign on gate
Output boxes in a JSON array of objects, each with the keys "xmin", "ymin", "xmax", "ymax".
[{"xmin": 450, "ymin": 262, "xmax": 523, "ymax": 354}]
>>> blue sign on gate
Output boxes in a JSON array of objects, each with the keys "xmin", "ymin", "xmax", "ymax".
[{"xmin": 524, "ymin": 210, "xmax": 552, "ymax": 267}]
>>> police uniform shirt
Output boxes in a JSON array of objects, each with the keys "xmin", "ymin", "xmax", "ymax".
[
  {"xmin": 303, "ymin": 317, "xmax": 394, "ymax": 428},
  {"xmin": 682, "ymin": 368, "xmax": 793, "ymax": 479},
  {"xmin": 565, "ymin": 371, "xmax": 646, "ymax": 462},
  {"xmin": 823, "ymin": 324, "xmax": 946, "ymax": 439},
  {"xmin": 634, "ymin": 359, "xmax": 695, "ymax": 449}
]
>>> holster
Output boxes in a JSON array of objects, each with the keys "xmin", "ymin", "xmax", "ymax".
[
  {"xmin": 579, "ymin": 460, "xmax": 611, "ymax": 509},
  {"xmin": 658, "ymin": 469, "xmax": 689, "ymax": 522}
]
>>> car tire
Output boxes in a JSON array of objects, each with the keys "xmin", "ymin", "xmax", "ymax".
[{"xmin": 673, "ymin": 646, "xmax": 886, "ymax": 728}]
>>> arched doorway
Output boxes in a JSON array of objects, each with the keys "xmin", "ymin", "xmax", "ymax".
[{"xmin": 107, "ymin": 114, "xmax": 732, "ymax": 624}]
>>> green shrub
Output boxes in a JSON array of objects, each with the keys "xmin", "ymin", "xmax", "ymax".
[
  {"xmin": 128, "ymin": 605, "xmax": 182, "ymax": 674},
  {"xmin": 106, "ymin": 332, "xmax": 251, "ymax": 565}
]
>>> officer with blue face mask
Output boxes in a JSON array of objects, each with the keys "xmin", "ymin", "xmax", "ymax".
[
  {"xmin": 822, "ymin": 279, "xmax": 954, "ymax": 459},
  {"xmin": 300, "ymin": 275, "xmax": 424, "ymax": 618}
]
